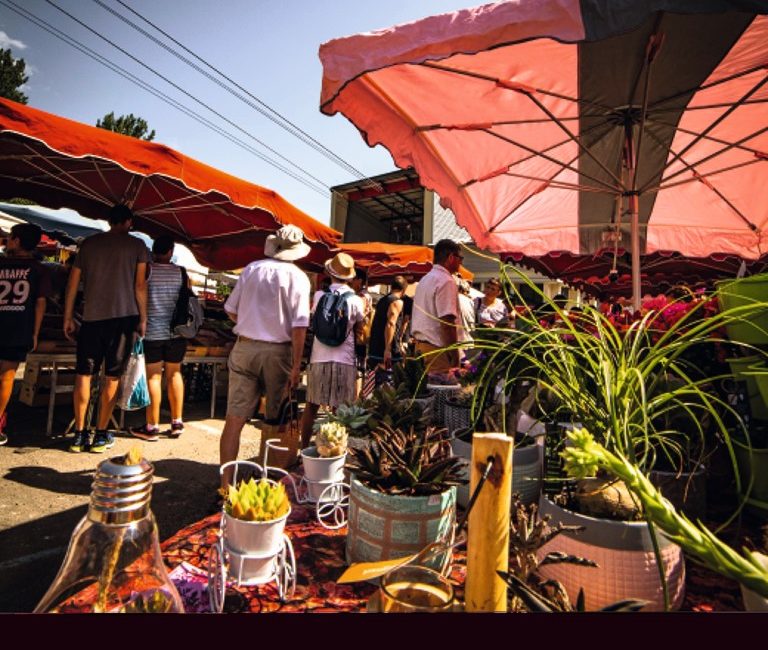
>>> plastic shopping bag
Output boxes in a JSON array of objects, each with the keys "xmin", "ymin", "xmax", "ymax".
[{"xmin": 117, "ymin": 338, "xmax": 151, "ymax": 411}]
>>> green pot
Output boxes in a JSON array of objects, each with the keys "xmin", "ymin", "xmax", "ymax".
[
  {"xmin": 732, "ymin": 438, "xmax": 768, "ymax": 517},
  {"xmin": 726, "ymin": 356, "xmax": 768, "ymax": 420},
  {"xmin": 716, "ymin": 274, "xmax": 768, "ymax": 345}
]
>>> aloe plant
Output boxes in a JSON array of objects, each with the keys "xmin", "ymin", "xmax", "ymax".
[
  {"xmin": 313, "ymin": 403, "xmax": 369, "ymax": 436},
  {"xmin": 346, "ymin": 422, "xmax": 465, "ymax": 496},
  {"xmin": 225, "ymin": 477, "xmax": 289, "ymax": 522}
]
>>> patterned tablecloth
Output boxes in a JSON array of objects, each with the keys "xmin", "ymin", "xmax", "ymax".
[{"xmin": 160, "ymin": 480, "xmax": 752, "ymax": 613}]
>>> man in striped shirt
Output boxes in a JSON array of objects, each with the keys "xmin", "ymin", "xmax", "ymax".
[{"xmin": 130, "ymin": 235, "xmax": 189, "ymax": 440}]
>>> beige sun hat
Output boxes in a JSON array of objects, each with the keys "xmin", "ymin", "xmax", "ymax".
[
  {"xmin": 324, "ymin": 252, "xmax": 356, "ymax": 281},
  {"xmin": 264, "ymin": 225, "xmax": 311, "ymax": 261}
]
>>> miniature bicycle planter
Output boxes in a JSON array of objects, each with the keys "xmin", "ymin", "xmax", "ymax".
[
  {"xmin": 262, "ymin": 438, "xmax": 350, "ymax": 529},
  {"xmin": 207, "ymin": 460, "xmax": 297, "ymax": 613}
]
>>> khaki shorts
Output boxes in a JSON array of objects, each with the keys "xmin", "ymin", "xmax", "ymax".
[
  {"xmin": 226, "ymin": 339, "xmax": 292, "ymax": 420},
  {"xmin": 306, "ymin": 361, "xmax": 357, "ymax": 407},
  {"xmin": 414, "ymin": 340, "xmax": 457, "ymax": 374}
]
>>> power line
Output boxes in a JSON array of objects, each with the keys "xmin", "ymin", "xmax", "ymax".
[
  {"xmin": 1, "ymin": 0, "xmax": 330, "ymax": 197},
  {"xmin": 103, "ymin": 0, "xmax": 382, "ymax": 192},
  {"xmin": 41, "ymin": 0, "xmax": 334, "ymax": 196}
]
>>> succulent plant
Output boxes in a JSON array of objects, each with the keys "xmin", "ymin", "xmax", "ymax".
[
  {"xmin": 315, "ymin": 421, "xmax": 348, "ymax": 458},
  {"xmin": 362, "ymin": 384, "xmax": 430, "ymax": 435},
  {"xmin": 225, "ymin": 477, "xmax": 290, "ymax": 522},
  {"xmin": 393, "ymin": 357, "xmax": 430, "ymax": 398},
  {"xmin": 313, "ymin": 403, "xmax": 369, "ymax": 436},
  {"xmin": 346, "ymin": 422, "xmax": 466, "ymax": 496}
]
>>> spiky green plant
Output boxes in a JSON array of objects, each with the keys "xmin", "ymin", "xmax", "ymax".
[
  {"xmin": 361, "ymin": 384, "xmax": 430, "ymax": 435},
  {"xmin": 346, "ymin": 422, "xmax": 465, "ymax": 496},
  {"xmin": 313, "ymin": 403, "xmax": 370, "ymax": 436},
  {"xmin": 225, "ymin": 477, "xmax": 289, "ymax": 522}
]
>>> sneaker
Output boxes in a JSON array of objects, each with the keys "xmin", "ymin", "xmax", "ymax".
[
  {"xmin": 129, "ymin": 424, "xmax": 160, "ymax": 442},
  {"xmin": 69, "ymin": 430, "xmax": 91, "ymax": 453},
  {"xmin": 169, "ymin": 420, "xmax": 184, "ymax": 438},
  {"xmin": 0, "ymin": 412, "xmax": 7, "ymax": 445},
  {"xmin": 90, "ymin": 430, "xmax": 115, "ymax": 453},
  {"xmin": 0, "ymin": 432, "xmax": 7, "ymax": 446}
]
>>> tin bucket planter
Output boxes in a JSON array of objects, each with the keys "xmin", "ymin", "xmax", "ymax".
[
  {"xmin": 345, "ymin": 477, "xmax": 456, "ymax": 571},
  {"xmin": 300, "ymin": 447, "xmax": 346, "ymax": 503},
  {"xmin": 223, "ymin": 509, "xmax": 291, "ymax": 582},
  {"xmin": 536, "ymin": 496, "xmax": 686, "ymax": 611},
  {"xmin": 450, "ymin": 429, "xmax": 542, "ymax": 508},
  {"xmin": 716, "ymin": 274, "xmax": 768, "ymax": 346}
]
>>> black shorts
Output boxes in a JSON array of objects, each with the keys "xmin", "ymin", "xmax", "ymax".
[
  {"xmin": 143, "ymin": 338, "xmax": 188, "ymax": 364},
  {"xmin": 0, "ymin": 345, "xmax": 31, "ymax": 363},
  {"xmin": 76, "ymin": 316, "xmax": 139, "ymax": 377}
]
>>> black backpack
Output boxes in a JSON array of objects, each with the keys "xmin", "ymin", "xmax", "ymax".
[
  {"xmin": 312, "ymin": 290, "xmax": 353, "ymax": 347},
  {"xmin": 171, "ymin": 266, "xmax": 204, "ymax": 339}
]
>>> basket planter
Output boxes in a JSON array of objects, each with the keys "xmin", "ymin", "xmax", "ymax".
[
  {"xmin": 300, "ymin": 447, "xmax": 346, "ymax": 502},
  {"xmin": 345, "ymin": 477, "xmax": 456, "ymax": 571},
  {"xmin": 451, "ymin": 434, "xmax": 542, "ymax": 508},
  {"xmin": 426, "ymin": 384, "xmax": 462, "ymax": 427},
  {"xmin": 648, "ymin": 463, "xmax": 707, "ymax": 521},
  {"xmin": 536, "ymin": 496, "xmax": 686, "ymax": 611},
  {"xmin": 223, "ymin": 509, "xmax": 290, "ymax": 582},
  {"xmin": 444, "ymin": 401, "xmax": 472, "ymax": 436},
  {"xmin": 410, "ymin": 394, "xmax": 435, "ymax": 424},
  {"xmin": 716, "ymin": 274, "xmax": 768, "ymax": 345}
]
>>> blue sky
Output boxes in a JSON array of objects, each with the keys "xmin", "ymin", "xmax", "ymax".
[{"xmin": 0, "ymin": 0, "xmax": 473, "ymax": 227}]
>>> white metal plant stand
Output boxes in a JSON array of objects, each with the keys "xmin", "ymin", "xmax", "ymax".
[{"xmin": 207, "ymin": 460, "xmax": 297, "ymax": 613}]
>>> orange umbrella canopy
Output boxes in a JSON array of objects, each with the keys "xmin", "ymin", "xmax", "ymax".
[
  {"xmin": 0, "ymin": 98, "xmax": 341, "ymax": 270},
  {"xmin": 338, "ymin": 241, "xmax": 473, "ymax": 282}
]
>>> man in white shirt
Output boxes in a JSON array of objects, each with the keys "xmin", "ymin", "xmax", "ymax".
[
  {"xmin": 219, "ymin": 225, "xmax": 311, "ymax": 489},
  {"xmin": 456, "ymin": 277, "xmax": 475, "ymax": 362},
  {"xmin": 411, "ymin": 239, "xmax": 463, "ymax": 373},
  {"xmin": 300, "ymin": 252, "xmax": 364, "ymax": 449}
]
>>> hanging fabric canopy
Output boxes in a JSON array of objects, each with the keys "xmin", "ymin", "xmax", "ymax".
[
  {"xmin": 0, "ymin": 98, "xmax": 341, "ymax": 270},
  {"xmin": 319, "ymin": 0, "xmax": 768, "ymax": 308}
]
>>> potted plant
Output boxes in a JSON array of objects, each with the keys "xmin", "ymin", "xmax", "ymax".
[
  {"xmin": 443, "ymin": 385, "xmax": 475, "ymax": 435},
  {"xmin": 223, "ymin": 477, "xmax": 291, "ymax": 582},
  {"xmin": 345, "ymin": 423, "xmax": 466, "ymax": 570},
  {"xmin": 441, "ymin": 266, "xmax": 767, "ymax": 610},
  {"xmin": 301, "ymin": 421, "xmax": 349, "ymax": 502},
  {"xmin": 562, "ymin": 428, "xmax": 768, "ymax": 609},
  {"xmin": 393, "ymin": 358, "xmax": 435, "ymax": 421}
]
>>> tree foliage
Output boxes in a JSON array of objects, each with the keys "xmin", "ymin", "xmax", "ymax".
[
  {"xmin": 0, "ymin": 48, "xmax": 29, "ymax": 104},
  {"xmin": 95, "ymin": 111, "xmax": 156, "ymax": 141}
]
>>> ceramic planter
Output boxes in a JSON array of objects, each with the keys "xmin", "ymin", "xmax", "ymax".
[
  {"xmin": 346, "ymin": 477, "xmax": 456, "ymax": 571},
  {"xmin": 300, "ymin": 447, "xmax": 347, "ymax": 502},
  {"xmin": 223, "ymin": 509, "xmax": 290, "ymax": 582},
  {"xmin": 716, "ymin": 274, "xmax": 768, "ymax": 346},
  {"xmin": 537, "ymin": 496, "xmax": 686, "ymax": 611},
  {"xmin": 451, "ymin": 433, "xmax": 542, "ymax": 507}
]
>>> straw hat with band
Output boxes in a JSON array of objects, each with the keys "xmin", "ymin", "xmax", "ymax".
[{"xmin": 324, "ymin": 252, "xmax": 356, "ymax": 281}]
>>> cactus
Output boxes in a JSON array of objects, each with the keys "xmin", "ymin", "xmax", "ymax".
[
  {"xmin": 315, "ymin": 421, "xmax": 348, "ymax": 458},
  {"xmin": 225, "ymin": 477, "xmax": 289, "ymax": 522}
]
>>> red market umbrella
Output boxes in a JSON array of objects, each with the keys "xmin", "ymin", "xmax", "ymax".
[
  {"xmin": 319, "ymin": 0, "xmax": 768, "ymax": 308},
  {"xmin": 506, "ymin": 248, "xmax": 768, "ymax": 298},
  {"xmin": 0, "ymin": 98, "xmax": 341, "ymax": 270}
]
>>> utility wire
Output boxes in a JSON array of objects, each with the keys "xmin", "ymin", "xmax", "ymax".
[
  {"xmin": 2, "ymin": 0, "xmax": 330, "ymax": 197},
  {"xmin": 104, "ymin": 0, "xmax": 382, "ymax": 192},
  {"xmin": 42, "ymin": 0, "xmax": 334, "ymax": 196}
]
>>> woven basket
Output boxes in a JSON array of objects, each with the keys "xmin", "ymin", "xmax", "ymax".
[
  {"xmin": 443, "ymin": 401, "xmax": 471, "ymax": 436},
  {"xmin": 427, "ymin": 384, "xmax": 462, "ymax": 428}
]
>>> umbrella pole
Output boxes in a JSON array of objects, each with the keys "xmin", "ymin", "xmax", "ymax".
[{"xmin": 630, "ymin": 193, "xmax": 641, "ymax": 312}]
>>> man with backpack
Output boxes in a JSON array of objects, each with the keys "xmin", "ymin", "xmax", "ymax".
[
  {"xmin": 299, "ymin": 252, "xmax": 364, "ymax": 449},
  {"xmin": 219, "ymin": 225, "xmax": 311, "ymax": 489}
]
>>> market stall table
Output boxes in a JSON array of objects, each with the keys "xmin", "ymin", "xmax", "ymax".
[{"xmin": 26, "ymin": 351, "xmax": 230, "ymax": 436}]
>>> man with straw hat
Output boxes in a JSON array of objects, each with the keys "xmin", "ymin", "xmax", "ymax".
[
  {"xmin": 219, "ymin": 225, "xmax": 311, "ymax": 489},
  {"xmin": 300, "ymin": 252, "xmax": 364, "ymax": 448}
]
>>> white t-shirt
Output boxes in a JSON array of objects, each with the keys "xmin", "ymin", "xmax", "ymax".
[
  {"xmin": 224, "ymin": 258, "xmax": 310, "ymax": 343},
  {"xmin": 458, "ymin": 293, "xmax": 475, "ymax": 343},
  {"xmin": 411, "ymin": 265, "xmax": 460, "ymax": 347},
  {"xmin": 310, "ymin": 283, "xmax": 364, "ymax": 366},
  {"xmin": 476, "ymin": 297, "xmax": 508, "ymax": 326}
]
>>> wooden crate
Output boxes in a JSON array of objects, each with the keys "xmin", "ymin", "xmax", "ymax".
[{"xmin": 18, "ymin": 382, "xmax": 73, "ymax": 407}]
